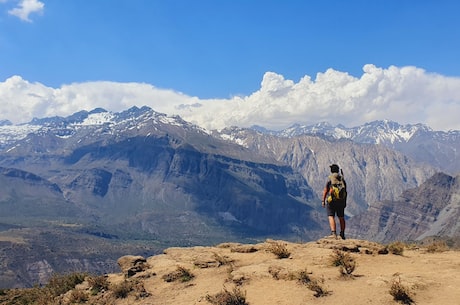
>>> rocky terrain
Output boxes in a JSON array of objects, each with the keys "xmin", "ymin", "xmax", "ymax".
[{"xmin": 1, "ymin": 237, "xmax": 459, "ymax": 305}]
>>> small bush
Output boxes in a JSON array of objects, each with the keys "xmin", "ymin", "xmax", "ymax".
[
  {"xmin": 206, "ymin": 287, "xmax": 248, "ymax": 305},
  {"xmin": 268, "ymin": 242, "xmax": 291, "ymax": 259},
  {"xmin": 46, "ymin": 272, "xmax": 87, "ymax": 297},
  {"xmin": 390, "ymin": 277, "xmax": 414, "ymax": 304},
  {"xmin": 87, "ymin": 275, "xmax": 109, "ymax": 295},
  {"xmin": 388, "ymin": 241, "xmax": 405, "ymax": 255},
  {"xmin": 306, "ymin": 277, "xmax": 330, "ymax": 298},
  {"xmin": 68, "ymin": 289, "xmax": 88, "ymax": 303},
  {"xmin": 162, "ymin": 266, "xmax": 195, "ymax": 283},
  {"xmin": 296, "ymin": 269, "xmax": 312, "ymax": 285},
  {"xmin": 426, "ymin": 240, "xmax": 449, "ymax": 253},
  {"xmin": 293, "ymin": 269, "xmax": 329, "ymax": 298},
  {"xmin": 329, "ymin": 249, "xmax": 356, "ymax": 276},
  {"xmin": 111, "ymin": 280, "xmax": 134, "ymax": 299}
]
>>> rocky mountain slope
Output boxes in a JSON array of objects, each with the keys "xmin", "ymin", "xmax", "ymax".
[
  {"xmin": 217, "ymin": 127, "xmax": 436, "ymax": 216},
  {"xmin": 259, "ymin": 120, "xmax": 460, "ymax": 175},
  {"xmin": 349, "ymin": 172, "xmax": 460, "ymax": 243}
]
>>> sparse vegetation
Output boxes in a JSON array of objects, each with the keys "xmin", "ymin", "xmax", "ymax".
[
  {"xmin": 329, "ymin": 249, "xmax": 356, "ymax": 276},
  {"xmin": 162, "ymin": 266, "xmax": 195, "ymax": 282},
  {"xmin": 68, "ymin": 289, "xmax": 89, "ymax": 303},
  {"xmin": 390, "ymin": 277, "xmax": 415, "ymax": 304},
  {"xmin": 426, "ymin": 240, "xmax": 449, "ymax": 253},
  {"xmin": 296, "ymin": 269, "xmax": 312, "ymax": 285},
  {"xmin": 306, "ymin": 277, "xmax": 330, "ymax": 298},
  {"xmin": 206, "ymin": 287, "xmax": 249, "ymax": 305},
  {"xmin": 111, "ymin": 280, "xmax": 134, "ymax": 299},
  {"xmin": 293, "ymin": 269, "xmax": 329, "ymax": 297},
  {"xmin": 268, "ymin": 242, "xmax": 291, "ymax": 259},
  {"xmin": 46, "ymin": 272, "xmax": 88, "ymax": 297},
  {"xmin": 388, "ymin": 241, "xmax": 405, "ymax": 255},
  {"xmin": 0, "ymin": 272, "xmax": 87, "ymax": 305},
  {"xmin": 87, "ymin": 275, "xmax": 109, "ymax": 295}
]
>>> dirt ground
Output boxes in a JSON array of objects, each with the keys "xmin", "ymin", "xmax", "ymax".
[{"xmin": 82, "ymin": 237, "xmax": 460, "ymax": 305}]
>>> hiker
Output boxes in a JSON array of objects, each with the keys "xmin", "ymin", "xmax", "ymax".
[{"xmin": 322, "ymin": 164, "xmax": 347, "ymax": 239}]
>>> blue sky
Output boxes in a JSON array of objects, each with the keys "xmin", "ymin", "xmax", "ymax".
[{"xmin": 1, "ymin": 0, "xmax": 460, "ymax": 131}]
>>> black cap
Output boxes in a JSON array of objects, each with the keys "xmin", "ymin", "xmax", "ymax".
[{"xmin": 330, "ymin": 164, "xmax": 339, "ymax": 173}]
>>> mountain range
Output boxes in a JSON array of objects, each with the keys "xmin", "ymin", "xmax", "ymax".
[
  {"xmin": 252, "ymin": 120, "xmax": 460, "ymax": 175},
  {"xmin": 0, "ymin": 106, "xmax": 458, "ymax": 288}
]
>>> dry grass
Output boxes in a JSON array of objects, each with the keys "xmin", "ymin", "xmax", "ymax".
[
  {"xmin": 426, "ymin": 240, "xmax": 449, "ymax": 253},
  {"xmin": 0, "ymin": 272, "xmax": 87, "ymax": 305},
  {"xmin": 206, "ymin": 287, "xmax": 248, "ymax": 305},
  {"xmin": 329, "ymin": 249, "xmax": 356, "ymax": 276},
  {"xmin": 162, "ymin": 266, "xmax": 195, "ymax": 283},
  {"xmin": 268, "ymin": 241, "xmax": 291, "ymax": 259},
  {"xmin": 87, "ymin": 275, "xmax": 109, "ymax": 295},
  {"xmin": 389, "ymin": 277, "xmax": 415, "ymax": 304},
  {"xmin": 388, "ymin": 241, "xmax": 405, "ymax": 255}
]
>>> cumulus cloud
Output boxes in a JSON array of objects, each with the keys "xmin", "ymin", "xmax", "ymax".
[
  {"xmin": 8, "ymin": 0, "xmax": 44, "ymax": 22},
  {"xmin": 175, "ymin": 65, "xmax": 460, "ymax": 131},
  {"xmin": 1, "ymin": 65, "xmax": 460, "ymax": 131}
]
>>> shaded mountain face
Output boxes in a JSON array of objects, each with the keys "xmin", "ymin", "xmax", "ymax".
[
  {"xmin": 217, "ymin": 127, "xmax": 437, "ymax": 216},
  {"xmin": 0, "ymin": 106, "xmax": 322, "ymax": 240},
  {"xmin": 348, "ymin": 172, "xmax": 460, "ymax": 243}
]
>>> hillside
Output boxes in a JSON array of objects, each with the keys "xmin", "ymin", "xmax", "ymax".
[{"xmin": 2, "ymin": 238, "xmax": 459, "ymax": 305}]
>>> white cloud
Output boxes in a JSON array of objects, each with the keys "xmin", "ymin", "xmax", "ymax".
[
  {"xmin": 8, "ymin": 0, "xmax": 44, "ymax": 22},
  {"xmin": 1, "ymin": 65, "xmax": 460, "ymax": 131}
]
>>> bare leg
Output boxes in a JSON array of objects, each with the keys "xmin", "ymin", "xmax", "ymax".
[
  {"xmin": 339, "ymin": 217, "xmax": 345, "ymax": 232},
  {"xmin": 339, "ymin": 217, "xmax": 346, "ymax": 239},
  {"xmin": 328, "ymin": 216, "xmax": 336, "ymax": 233}
]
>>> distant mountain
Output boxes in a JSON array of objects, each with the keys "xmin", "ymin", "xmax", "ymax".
[
  {"xmin": 216, "ymin": 126, "xmax": 436, "ymax": 216},
  {"xmin": 259, "ymin": 120, "xmax": 460, "ymax": 175},
  {"xmin": 348, "ymin": 172, "xmax": 460, "ymax": 243}
]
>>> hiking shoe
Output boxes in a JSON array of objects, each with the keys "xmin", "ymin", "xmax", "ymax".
[
  {"xmin": 330, "ymin": 231, "xmax": 337, "ymax": 239},
  {"xmin": 340, "ymin": 232, "xmax": 346, "ymax": 240}
]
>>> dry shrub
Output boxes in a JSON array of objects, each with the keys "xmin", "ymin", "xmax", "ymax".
[
  {"xmin": 162, "ymin": 266, "xmax": 195, "ymax": 283},
  {"xmin": 46, "ymin": 272, "xmax": 87, "ymax": 297},
  {"xmin": 0, "ymin": 273, "xmax": 86, "ymax": 305},
  {"xmin": 0, "ymin": 287, "xmax": 54, "ymax": 305},
  {"xmin": 388, "ymin": 241, "xmax": 405, "ymax": 255},
  {"xmin": 293, "ymin": 269, "xmax": 329, "ymax": 298},
  {"xmin": 87, "ymin": 275, "xmax": 109, "ymax": 295},
  {"xmin": 268, "ymin": 242, "xmax": 291, "ymax": 259},
  {"xmin": 111, "ymin": 280, "xmax": 134, "ymax": 299},
  {"xmin": 268, "ymin": 265, "xmax": 282, "ymax": 280},
  {"xmin": 306, "ymin": 277, "xmax": 330, "ymax": 298},
  {"xmin": 390, "ymin": 277, "xmax": 414, "ymax": 304},
  {"xmin": 296, "ymin": 269, "xmax": 312, "ymax": 285},
  {"xmin": 426, "ymin": 240, "xmax": 449, "ymax": 253},
  {"xmin": 68, "ymin": 289, "xmax": 88, "ymax": 303},
  {"xmin": 206, "ymin": 287, "xmax": 248, "ymax": 305},
  {"xmin": 329, "ymin": 249, "xmax": 356, "ymax": 276}
]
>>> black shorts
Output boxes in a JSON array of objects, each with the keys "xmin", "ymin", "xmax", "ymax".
[{"xmin": 326, "ymin": 201, "xmax": 345, "ymax": 217}]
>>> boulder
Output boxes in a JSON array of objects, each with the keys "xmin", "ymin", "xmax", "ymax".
[{"xmin": 117, "ymin": 255, "xmax": 148, "ymax": 277}]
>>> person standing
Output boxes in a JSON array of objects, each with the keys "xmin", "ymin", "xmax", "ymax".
[{"xmin": 322, "ymin": 164, "xmax": 347, "ymax": 239}]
